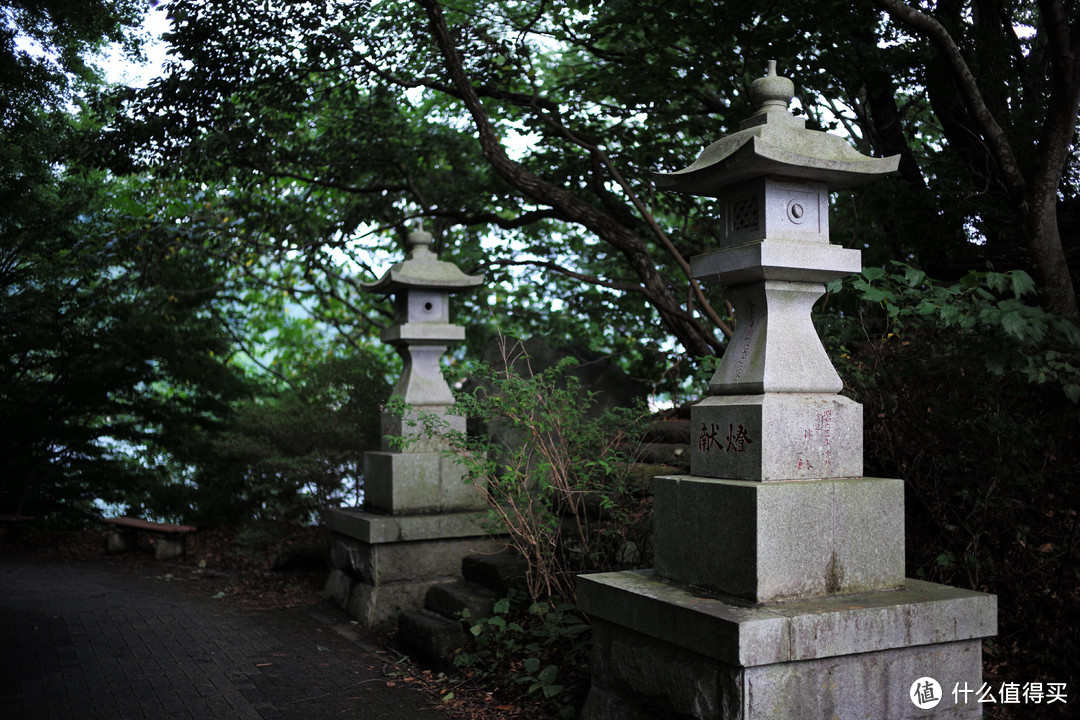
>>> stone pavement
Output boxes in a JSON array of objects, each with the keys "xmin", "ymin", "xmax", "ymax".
[{"xmin": 0, "ymin": 554, "xmax": 440, "ymax": 719}]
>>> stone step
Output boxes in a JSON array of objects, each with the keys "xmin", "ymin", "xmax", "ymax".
[
  {"xmin": 641, "ymin": 419, "xmax": 692, "ymax": 444},
  {"xmin": 461, "ymin": 550, "xmax": 528, "ymax": 594},
  {"xmin": 396, "ymin": 609, "xmax": 467, "ymax": 671},
  {"xmin": 425, "ymin": 580, "xmax": 501, "ymax": 623},
  {"xmin": 638, "ymin": 443, "xmax": 691, "ymax": 471}
]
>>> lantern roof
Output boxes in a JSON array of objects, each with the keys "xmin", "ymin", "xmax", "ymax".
[
  {"xmin": 363, "ymin": 229, "xmax": 484, "ymax": 294},
  {"xmin": 655, "ymin": 61, "xmax": 899, "ymax": 196}
]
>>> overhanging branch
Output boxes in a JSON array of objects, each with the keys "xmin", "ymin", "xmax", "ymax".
[
  {"xmin": 872, "ymin": 0, "xmax": 1026, "ymax": 201},
  {"xmin": 414, "ymin": 0, "xmax": 725, "ymax": 356},
  {"xmin": 428, "ymin": 207, "xmax": 565, "ymax": 229},
  {"xmin": 526, "ymin": 97, "xmax": 734, "ymax": 340},
  {"xmin": 474, "ymin": 258, "xmax": 648, "ymax": 295}
]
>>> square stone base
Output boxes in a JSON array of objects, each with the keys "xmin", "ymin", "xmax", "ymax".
[
  {"xmin": 323, "ymin": 569, "xmax": 453, "ymax": 628},
  {"xmin": 577, "ymin": 570, "xmax": 996, "ymax": 720},
  {"xmin": 690, "ymin": 394, "xmax": 863, "ymax": 481},
  {"xmin": 323, "ymin": 507, "xmax": 501, "ymax": 627},
  {"xmin": 654, "ymin": 475, "xmax": 904, "ymax": 603},
  {"xmin": 583, "ymin": 626, "xmax": 984, "ymax": 720},
  {"xmin": 363, "ymin": 450, "xmax": 487, "ymax": 514}
]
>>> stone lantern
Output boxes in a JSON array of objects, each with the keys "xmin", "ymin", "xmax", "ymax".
[
  {"xmin": 657, "ymin": 59, "xmax": 893, "ymax": 487},
  {"xmin": 578, "ymin": 63, "xmax": 996, "ymax": 719},
  {"xmin": 360, "ymin": 228, "xmax": 484, "ymax": 515},
  {"xmin": 323, "ymin": 229, "xmax": 499, "ymax": 627}
]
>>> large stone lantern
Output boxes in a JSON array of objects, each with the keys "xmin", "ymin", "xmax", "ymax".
[
  {"xmin": 658, "ymin": 59, "xmax": 895, "ymax": 488},
  {"xmin": 648, "ymin": 61, "xmax": 901, "ymax": 603},
  {"xmin": 578, "ymin": 63, "xmax": 996, "ymax": 719}
]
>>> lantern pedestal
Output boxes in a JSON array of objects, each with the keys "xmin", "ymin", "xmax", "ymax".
[
  {"xmin": 323, "ymin": 506, "xmax": 498, "ymax": 628},
  {"xmin": 689, "ymin": 393, "xmax": 864, "ymax": 482},
  {"xmin": 323, "ymin": 408, "xmax": 499, "ymax": 628},
  {"xmin": 579, "ymin": 571, "xmax": 994, "ymax": 720},
  {"xmin": 652, "ymin": 474, "xmax": 903, "ymax": 604}
]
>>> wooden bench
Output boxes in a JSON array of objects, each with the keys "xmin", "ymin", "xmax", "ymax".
[{"xmin": 103, "ymin": 517, "xmax": 197, "ymax": 560}]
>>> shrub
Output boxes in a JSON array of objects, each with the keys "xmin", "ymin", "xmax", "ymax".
[
  {"xmin": 825, "ymin": 263, "xmax": 1080, "ymax": 707},
  {"xmin": 455, "ymin": 591, "xmax": 591, "ymax": 718},
  {"xmin": 390, "ymin": 355, "xmax": 649, "ymax": 602}
]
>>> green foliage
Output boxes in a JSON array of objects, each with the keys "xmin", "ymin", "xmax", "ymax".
[
  {"xmin": 823, "ymin": 263, "xmax": 1080, "ymax": 694},
  {"xmin": 390, "ymin": 352, "xmax": 650, "ymax": 715},
  {"xmin": 1, "ymin": 0, "xmax": 143, "ymax": 135},
  {"xmin": 829, "ymin": 262, "xmax": 1080, "ymax": 402},
  {"xmin": 0, "ymin": 169, "xmax": 252, "ymax": 522},
  {"xmin": 455, "ymin": 590, "xmax": 591, "ymax": 718},
  {"xmin": 391, "ymin": 355, "xmax": 649, "ymax": 602},
  {"xmin": 103, "ymin": 0, "xmax": 1080, "ymax": 361},
  {"xmin": 192, "ymin": 350, "xmax": 390, "ymax": 525},
  {"xmin": 2, "ymin": 1, "xmax": 265, "ymax": 524},
  {"xmin": 2, "ymin": 2, "xmax": 400, "ymax": 527}
]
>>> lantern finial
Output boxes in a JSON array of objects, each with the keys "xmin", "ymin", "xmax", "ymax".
[
  {"xmin": 749, "ymin": 60, "xmax": 795, "ymax": 117},
  {"xmin": 406, "ymin": 228, "xmax": 435, "ymax": 258}
]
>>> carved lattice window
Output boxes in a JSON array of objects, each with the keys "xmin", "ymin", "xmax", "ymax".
[{"xmin": 730, "ymin": 197, "xmax": 758, "ymax": 232}]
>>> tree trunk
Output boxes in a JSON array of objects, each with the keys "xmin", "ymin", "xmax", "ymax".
[
  {"xmin": 1027, "ymin": 191, "xmax": 1079, "ymax": 318},
  {"xmin": 875, "ymin": 0, "xmax": 1079, "ymax": 319}
]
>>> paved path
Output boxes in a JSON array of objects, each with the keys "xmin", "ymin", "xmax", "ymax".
[{"xmin": 0, "ymin": 554, "xmax": 437, "ymax": 719}]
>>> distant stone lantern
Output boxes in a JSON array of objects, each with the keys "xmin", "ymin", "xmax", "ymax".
[
  {"xmin": 322, "ymin": 228, "xmax": 498, "ymax": 629},
  {"xmin": 360, "ymin": 228, "xmax": 484, "ymax": 515},
  {"xmin": 577, "ymin": 62, "xmax": 996, "ymax": 720},
  {"xmin": 363, "ymin": 230, "xmax": 482, "ymax": 410}
]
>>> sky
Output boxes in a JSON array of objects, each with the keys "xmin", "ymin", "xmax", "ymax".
[{"xmin": 97, "ymin": 3, "xmax": 172, "ymax": 87}]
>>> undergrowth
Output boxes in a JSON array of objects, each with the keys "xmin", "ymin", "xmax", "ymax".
[{"xmin": 453, "ymin": 590, "xmax": 592, "ymax": 718}]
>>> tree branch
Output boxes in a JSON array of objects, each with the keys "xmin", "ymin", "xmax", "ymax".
[
  {"xmin": 474, "ymin": 258, "xmax": 649, "ymax": 295},
  {"xmin": 414, "ymin": 0, "xmax": 723, "ymax": 356},
  {"xmin": 873, "ymin": 0, "xmax": 1026, "ymax": 201},
  {"xmin": 210, "ymin": 305, "xmax": 292, "ymax": 386},
  {"xmin": 428, "ymin": 207, "xmax": 565, "ymax": 229},
  {"xmin": 1033, "ymin": 0, "xmax": 1080, "ymax": 184},
  {"xmin": 526, "ymin": 96, "xmax": 734, "ymax": 340},
  {"xmin": 353, "ymin": 54, "xmax": 563, "ymax": 113},
  {"xmin": 473, "ymin": 258, "xmax": 717, "ymax": 348},
  {"xmin": 240, "ymin": 162, "xmax": 409, "ymax": 196}
]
